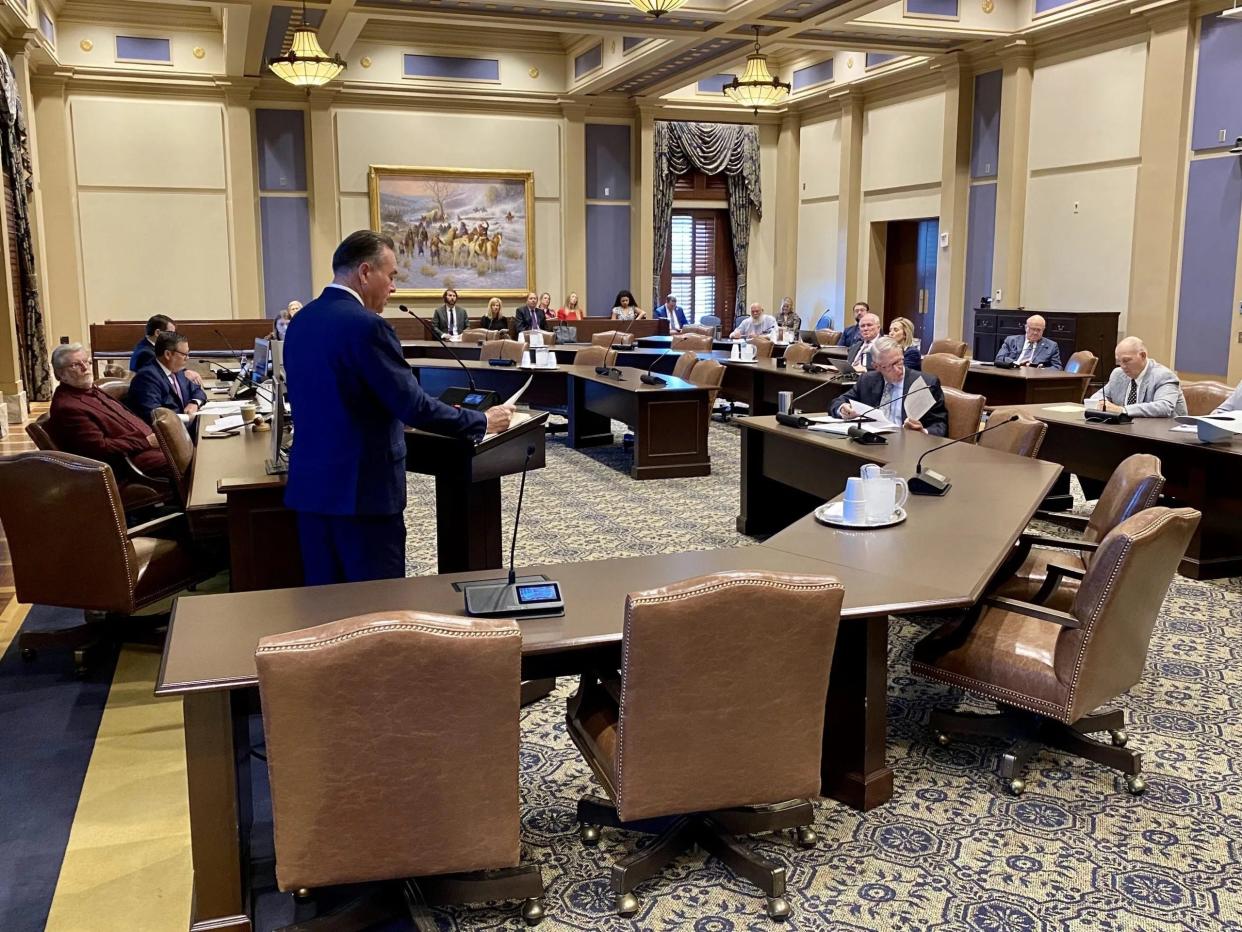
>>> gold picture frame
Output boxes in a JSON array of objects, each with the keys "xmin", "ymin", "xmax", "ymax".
[{"xmin": 367, "ymin": 165, "xmax": 535, "ymax": 299}]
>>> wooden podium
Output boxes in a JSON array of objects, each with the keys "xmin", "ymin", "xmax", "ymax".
[{"xmin": 405, "ymin": 411, "xmax": 549, "ymax": 573}]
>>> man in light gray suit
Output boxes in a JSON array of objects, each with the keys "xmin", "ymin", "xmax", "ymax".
[
  {"xmin": 1212, "ymin": 380, "xmax": 1242, "ymax": 414},
  {"xmin": 431, "ymin": 288, "xmax": 470, "ymax": 338},
  {"xmin": 1086, "ymin": 336, "xmax": 1187, "ymax": 417}
]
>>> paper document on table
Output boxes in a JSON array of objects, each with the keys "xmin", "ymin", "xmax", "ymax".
[
  {"xmin": 482, "ymin": 410, "xmax": 533, "ymax": 442},
  {"xmin": 904, "ymin": 377, "xmax": 934, "ymax": 424},
  {"xmin": 1174, "ymin": 414, "xmax": 1242, "ymax": 442},
  {"xmin": 211, "ymin": 415, "xmax": 244, "ymax": 431},
  {"xmin": 199, "ymin": 401, "xmax": 241, "ymax": 415},
  {"xmin": 1042, "ymin": 404, "xmax": 1086, "ymax": 413},
  {"xmin": 504, "ymin": 375, "xmax": 534, "ymax": 407},
  {"xmin": 1169, "ymin": 424, "xmax": 1199, "ymax": 433}
]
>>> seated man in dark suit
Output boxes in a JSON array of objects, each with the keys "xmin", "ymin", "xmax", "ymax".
[
  {"xmin": 126, "ymin": 331, "xmax": 207, "ymax": 424},
  {"xmin": 514, "ymin": 292, "xmax": 548, "ymax": 333},
  {"xmin": 830, "ymin": 336, "xmax": 948, "ymax": 436},
  {"xmin": 129, "ymin": 313, "xmax": 175, "ymax": 373},
  {"xmin": 48, "ymin": 343, "xmax": 169, "ymax": 477},
  {"xmin": 994, "ymin": 314, "xmax": 1063, "ymax": 369},
  {"xmin": 431, "ymin": 288, "xmax": 470, "ymax": 338},
  {"xmin": 846, "ymin": 312, "xmax": 882, "ymax": 371}
]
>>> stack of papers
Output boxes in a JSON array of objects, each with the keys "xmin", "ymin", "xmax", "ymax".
[
  {"xmin": 199, "ymin": 401, "xmax": 242, "ymax": 415},
  {"xmin": 210, "ymin": 415, "xmax": 245, "ymax": 431}
]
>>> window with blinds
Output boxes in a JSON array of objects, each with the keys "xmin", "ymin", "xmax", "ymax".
[{"xmin": 668, "ymin": 214, "xmax": 716, "ymax": 323}]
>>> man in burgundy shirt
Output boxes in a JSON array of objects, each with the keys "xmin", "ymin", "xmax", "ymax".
[{"xmin": 47, "ymin": 343, "xmax": 170, "ymax": 478}]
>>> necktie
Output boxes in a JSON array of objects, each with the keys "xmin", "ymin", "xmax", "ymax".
[
  {"xmin": 883, "ymin": 381, "xmax": 902, "ymax": 425},
  {"xmin": 169, "ymin": 373, "xmax": 183, "ymax": 404},
  {"xmin": 449, "ymin": 310, "xmax": 457, "ymax": 336},
  {"xmin": 1126, "ymin": 379, "xmax": 1137, "ymax": 406},
  {"xmin": 861, "ymin": 344, "xmax": 872, "ymax": 368},
  {"xmin": 1018, "ymin": 341, "xmax": 1034, "ymax": 364}
]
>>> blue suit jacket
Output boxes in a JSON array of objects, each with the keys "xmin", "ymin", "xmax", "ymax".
[
  {"xmin": 829, "ymin": 369, "xmax": 948, "ymax": 437},
  {"xmin": 841, "ymin": 324, "xmax": 862, "ymax": 347},
  {"xmin": 995, "ymin": 334, "xmax": 1063, "ymax": 369},
  {"xmin": 129, "ymin": 337, "xmax": 156, "ymax": 373},
  {"xmin": 654, "ymin": 305, "xmax": 688, "ymax": 328},
  {"xmin": 283, "ymin": 288, "xmax": 487, "ymax": 517},
  {"xmin": 126, "ymin": 363, "xmax": 207, "ymax": 424}
]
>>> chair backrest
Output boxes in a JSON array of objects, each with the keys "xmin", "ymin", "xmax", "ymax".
[
  {"xmin": 815, "ymin": 329, "xmax": 842, "ymax": 347},
  {"xmin": 750, "ymin": 336, "xmax": 774, "ymax": 359},
  {"xmin": 460, "ymin": 327, "xmax": 491, "ymax": 344},
  {"xmin": 480, "ymin": 339, "xmax": 525, "ymax": 363},
  {"xmin": 592, "ymin": 330, "xmax": 634, "ymax": 348},
  {"xmin": 97, "ymin": 379, "xmax": 130, "ymax": 403},
  {"xmin": 25, "ymin": 413, "xmax": 59, "ymax": 451},
  {"xmin": 573, "ymin": 345, "xmax": 615, "ymax": 368},
  {"xmin": 0, "ymin": 451, "xmax": 137, "ymax": 613},
  {"xmin": 927, "ymin": 338, "xmax": 968, "ymax": 358},
  {"xmin": 613, "ymin": 573, "xmax": 844, "ymax": 821},
  {"xmin": 151, "ymin": 407, "xmax": 194, "ymax": 504},
  {"xmin": 257, "ymin": 611, "xmax": 522, "ymax": 890},
  {"xmin": 671, "ymin": 351, "xmax": 698, "ymax": 380},
  {"xmin": 1182, "ymin": 380, "xmax": 1232, "ymax": 416},
  {"xmin": 814, "ymin": 311, "xmax": 833, "ymax": 329},
  {"xmin": 782, "ymin": 342, "xmax": 816, "ymax": 366},
  {"xmin": 680, "ymin": 325, "xmax": 714, "ymax": 338},
  {"xmin": 1062, "ymin": 507, "xmax": 1200, "ymax": 722},
  {"xmin": 1084, "ymin": 452, "xmax": 1165, "ymax": 544},
  {"xmin": 671, "ymin": 333, "xmax": 712, "ymax": 352},
  {"xmin": 520, "ymin": 329, "xmax": 557, "ymax": 346},
  {"xmin": 699, "ymin": 314, "xmax": 721, "ymax": 330},
  {"xmin": 1065, "ymin": 350, "xmax": 1097, "ymax": 377},
  {"xmin": 978, "ymin": 407, "xmax": 1047, "ymax": 458},
  {"xmin": 921, "ymin": 353, "xmax": 969, "ymax": 390},
  {"xmin": 689, "ymin": 358, "xmax": 725, "ymax": 406},
  {"xmin": 941, "ymin": 386, "xmax": 986, "ymax": 440}
]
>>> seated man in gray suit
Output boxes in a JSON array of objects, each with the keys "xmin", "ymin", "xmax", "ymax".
[
  {"xmin": 1212, "ymin": 380, "xmax": 1242, "ymax": 414},
  {"xmin": 995, "ymin": 314, "xmax": 1063, "ymax": 369},
  {"xmin": 431, "ymin": 288, "xmax": 470, "ymax": 338},
  {"xmin": 1086, "ymin": 336, "xmax": 1187, "ymax": 417}
]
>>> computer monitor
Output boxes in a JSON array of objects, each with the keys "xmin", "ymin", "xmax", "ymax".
[{"xmin": 252, "ymin": 339, "xmax": 270, "ymax": 384}]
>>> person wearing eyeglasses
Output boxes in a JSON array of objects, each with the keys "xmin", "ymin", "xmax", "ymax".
[{"xmin": 126, "ymin": 330, "xmax": 207, "ymax": 424}]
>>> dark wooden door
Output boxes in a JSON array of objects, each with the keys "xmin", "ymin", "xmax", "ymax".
[{"xmin": 883, "ymin": 218, "xmax": 939, "ymax": 351}]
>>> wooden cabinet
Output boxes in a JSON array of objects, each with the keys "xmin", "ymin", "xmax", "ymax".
[{"xmin": 972, "ymin": 308, "xmax": 1118, "ymax": 388}]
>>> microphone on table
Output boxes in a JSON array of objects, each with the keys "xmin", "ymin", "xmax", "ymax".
[
  {"xmin": 775, "ymin": 378, "xmax": 841, "ymax": 428},
  {"xmin": 639, "ymin": 348, "xmax": 675, "ymax": 386},
  {"xmin": 507, "ymin": 444, "xmax": 536, "ymax": 586},
  {"xmin": 609, "ymin": 311, "xmax": 641, "ymax": 351},
  {"xmin": 908, "ymin": 414, "xmax": 1020, "ymax": 496},
  {"xmin": 212, "ymin": 328, "xmax": 245, "ymax": 381},
  {"xmin": 399, "ymin": 304, "xmax": 498, "ymax": 410}
]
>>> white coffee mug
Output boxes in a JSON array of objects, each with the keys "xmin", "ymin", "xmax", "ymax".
[{"xmin": 842, "ymin": 477, "xmax": 867, "ymax": 524}]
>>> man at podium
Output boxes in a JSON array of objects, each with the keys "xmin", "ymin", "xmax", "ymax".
[{"xmin": 284, "ymin": 230, "xmax": 514, "ymax": 586}]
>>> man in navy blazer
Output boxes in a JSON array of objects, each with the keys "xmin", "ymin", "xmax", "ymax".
[
  {"xmin": 994, "ymin": 315, "xmax": 1063, "ymax": 369},
  {"xmin": 514, "ymin": 292, "xmax": 549, "ymax": 333},
  {"xmin": 126, "ymin": 331, "xmax": 207, "ymax": 424},
  {"xmin": 830, "ymin": 337, "xmax": 948, "ymax": 436},
  {"xmin": 284, "ymin": 230, "xmax": 514, "ymax": 586},
  {"xmin": 129, "ymin": 314, "xmax": 174, "ymax": 372}
]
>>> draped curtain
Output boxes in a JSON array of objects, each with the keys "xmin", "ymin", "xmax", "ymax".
[
  {"xmin": 652, "ymin": 121, "xmax": 761, "ymax": 318},
  {"xmin": 0, "ymin": 52, "xmax": 51, "ymax": 402}
]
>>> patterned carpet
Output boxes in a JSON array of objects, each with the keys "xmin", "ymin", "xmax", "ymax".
[{"xmin": 347, "ymin": 420, "xmax": 1242, "ymax": 931}]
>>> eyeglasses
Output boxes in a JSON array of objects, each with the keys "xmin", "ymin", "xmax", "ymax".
[
  {"xmin": 65, "ymin": 360, "xmax": 91, "ymax": 371},
  {"xmin": 170, "ymin": 349, "xmax": 189, "ymax": 358}
]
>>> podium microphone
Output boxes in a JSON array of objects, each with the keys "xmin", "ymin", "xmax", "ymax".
[
  {"xmin": 398, "ymin": 304, "xmax": 497, "ymax": 411},
  {"xmin": 909, "ymin": 414, "xmax": 1020, "ymax": 496}
]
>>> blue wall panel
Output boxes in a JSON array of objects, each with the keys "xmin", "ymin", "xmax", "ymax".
[
  {"xmin": 260, "ymin": 198, "xmax": 314, "ymax": 318},
  {"xmin": 792, "ymin": 59, "xmax": 833, "ymax": 91},
  {"xmin": 963, "ymin": 182, "xmax": 997, "ymax": 341},
  {"xmin": 586, "ymin": 124, "xmax": 631, "ymax": 201},
  {"xmin": 1191, "ymin": 14, "xmax": 1242, "ymax": 152},
  {"xmin": 115, "ymin": 36, "xmax": 171, "ymax": 62},
  {"xmin": 586, "ymin": 205, "xmax": 631, "ymax": 317},
  {"xmin": 970, "ymin": 70, "xmax": 1001, "ymax": 179},
  {"xmin": 256, "ymin": 109, "xmax": 307, "ymax": 193},
  {"xmin": 404, "ymin": 54, "xmax": 499, "ymax": 81}
]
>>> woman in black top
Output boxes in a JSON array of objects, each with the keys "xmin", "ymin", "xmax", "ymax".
[{"xmin": 482, "ymin": 297, "xmax": 508, "ymax": 331}]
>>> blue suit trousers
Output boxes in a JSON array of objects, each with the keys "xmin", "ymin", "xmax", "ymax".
[{"xmin": 297, "ymin": 512, "xmax": 407, "ymax": 586}]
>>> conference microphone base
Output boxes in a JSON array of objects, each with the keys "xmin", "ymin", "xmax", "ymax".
[
  {"xmin": 639, "ymin": 374, "xmax": 666, "ymax": 386},
  {"xmin": 909, "ymin": 469, "xmax": 951, "ymax": 496},
  {"xmin": 848, "ymin": 427, "xmax": 887, "ymax": 445},
  {"xmin": 462, "ymin": 575, "xmax": 564, "ymax": 619},
  {"xmin": 437, "ymin": 386, "xmax": 499, "ymax": 411},
  {"xmin": 775, "ymin": 412, "xmax": 811, "ymax": 428}
]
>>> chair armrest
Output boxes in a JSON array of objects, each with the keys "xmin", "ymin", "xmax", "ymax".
[
  {"xmin": 127, "ymin": 511, "xmax": 187, "ymax": 540},
  {"xmin": 1029, "ymin": 562, "xmax": 1087, "ymax": 606},
  {"xmin": 119, "ymin": 456, "xmax": 171, "ymax": 489},
  {"xmin": 985, "ymin": 595, "xmax": 1083, "ymax": 629},
  {"xmin": 1020, "ymin": 532, "xmax": 1099, "ymax": 553}
]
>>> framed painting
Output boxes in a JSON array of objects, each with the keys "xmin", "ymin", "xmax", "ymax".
[{"xmin": 367, "ymin": 165, "xmax": 535, "ymax": 299}]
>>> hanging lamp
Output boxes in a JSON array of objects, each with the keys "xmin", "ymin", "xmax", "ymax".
[
  {"xmin": 723, "ymin": 27, "xmax": 790, "ymax": 113},
  {"xmin": 628, "ymin": 0, "xmax": 688, "ymax": 18},
  {"xmin": 268, "ymin": 1, "xmax": 346, "ymax": 88}
]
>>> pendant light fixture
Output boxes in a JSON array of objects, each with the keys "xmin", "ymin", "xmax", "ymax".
[
  {"xmin": 627, "ymin": 0, "xmax": 688, "ymax": 17},
  {"xmin": 268, "ymin": 1, "xmax": 346, "ymax": 88},
  {"xmin": 723, "ymin": 27, "xmax": 790, "ymax": 113}
]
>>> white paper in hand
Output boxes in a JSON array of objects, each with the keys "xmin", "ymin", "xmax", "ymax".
[{"xmin": 904, "ymin": 376, "xmax": 934, "ymax": 425}]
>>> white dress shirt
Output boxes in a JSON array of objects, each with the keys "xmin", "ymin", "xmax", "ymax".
[{"xmin": 326, "ymin": 282, "xmax": 364, "ymax": 305}]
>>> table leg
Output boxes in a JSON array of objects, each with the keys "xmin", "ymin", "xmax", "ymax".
[
  {"xmin": 821, "ymin": 616, "xmax": 894, "ymax": 811},
  {"xmin": 434, "ymin": 475, "xmax": 503, "ymax": 573},
  {"xmin": 736, "ymin": 426, "xmax": 829, "ymax": 536},
  {"xmin": 567, "ymin": 376, "xmax": 614, "ymax": 448}
]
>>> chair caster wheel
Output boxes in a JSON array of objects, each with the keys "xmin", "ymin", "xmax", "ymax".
[
  {"xmin": 1110, "ymin": 729, "xmax": 1128, "ymax": 748},
  {"xmin": 580, "ymin": 824, "xmax": 600, "ymax": 846},
  {"xmin": 615, "ymin": 892, "xmax": 639, "ymax": 916},
  {"xmin": 20, "ymin": 648, "xmax": 36, "ymax": 663},
  {"xmin": 521, "ymin": 897, "xmax": 545, "ymax": 926},
  {"xmin": 795, "ymin": 826, "xmax": 817, "ymax": 849},
  {"xmin": 1126, "ymin": 775, "xmax": 1146, "ymax": 796},
  {"xmin": 766, "ymin": 896, "xmax": 790, "ymax": 920},
  {"xmin": 1005, "ymin": 778, "xmax": 1025, "ymax": 796},
  {"xmin": 935, "ymin": 732, "xmax": 951, "ymax": 747}
]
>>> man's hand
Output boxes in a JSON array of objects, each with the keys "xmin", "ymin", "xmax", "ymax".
[
  {"xmin": 184, "ymin": 402, "xmax": 200, "ymax": 416},
  {"xmin": 1102, "ymin": 400, "xmax": 1124, "ymax": 413},
  {"xmin": 147, "ymin": 433, "xmax": 159, "ymax": 449},
  {"xmin": 838, "ymin": 402, "xmax": 856, "ymax": 420},
  {"xmin": 904, "ymin": 417, "xmax": 928, "ymax": 433},
  {"xmin": 484, "ymin": 404, "xmax": 515, "ymax": 434},
  {"xmin": 184, "ymin": 368, "xmax": 203, "ymax": 385}
]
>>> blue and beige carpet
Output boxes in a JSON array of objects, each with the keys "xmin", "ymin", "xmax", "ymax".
[{"xmin": 2, "ymin": 419, "xmax": 1241, "ymax": 930}]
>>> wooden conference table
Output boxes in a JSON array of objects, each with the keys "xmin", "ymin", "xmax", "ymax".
[
  {"xmin": 964, "ymin": 363, "xmax": 1091, "ymax": 405},
  {"xmin": 159, "ymin": 418, "xmax": 1057, "ymax": 931}
]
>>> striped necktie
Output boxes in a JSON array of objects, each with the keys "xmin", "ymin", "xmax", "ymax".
[{"xmin": 1126, "ymin": 379, "xmax": 1138, "ymax": 406}]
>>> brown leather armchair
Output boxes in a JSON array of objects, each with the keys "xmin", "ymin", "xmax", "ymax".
[
  {"xmin": 1066, "ymin": 351, "xmax": 1098, "ymax": 400},
  {"xmin": 941, "ymin": 386, "xmax": 986, "ymax": 440},
  {"xmin": 928, "ymin": 338, "xmax": 968, "ymax": 357},
  {"xmin": 750, "ymin": 336, "xmax": 775, "ymax": 359},
  {"xmin": 993, "ymin": 453, "xmax": 1164, "ymax": 610},
  {"xmin": 257, "ymin": 611, "xmax": 544, "ymax": 927},
  {"xmin": 914, "ymin": 506, "xmax": 1200, "ymax": 796},
  {"xmin": 922, "ymin": 353, "xmax": 969, "ymax": 390},
  {"xmin": 480, "ymin": 339, "xmax": 526, "ymax": 363},
  {"xmin": 97, "ymin": 379, "xmax": 131, "ymax": 403},
  {"xmin": 782, "ymin": 342, "xmax": 816, "ymax": 366},
  {"xmin": 815, "ymin": 329, "xmax": 842, "ymax": 346},
  {"xmin": 671, "ymin": 333, "xmax": 712, "ymax": 352},
  {"xmin": 566, "ymin": 572, "xmax": 844, "ymax": 919},
  {"xmin": 573, "ymin": 345, "xmax": 616, "ymax": 369},
  {"xmin": 151, "ymin": 407, "xmax": 194, "ymax": 507},
  {"xmin": 593, "ymin": 330, "xmax": 635, "ymax": 348},
  {"xmin": 0, "ymin": 451, "xmax": 216, "ymax": 676},
  {"xmin": 689, "ymin": 358, "xmax": 726, "ymax": 410},
  {"xmin": 460, "ymin": 327, "xmax": 492, "ymax": 344},
  {"xmin": 679, "ymin": 324, "xmax": 714, "ymax": 338},
  {"xmin": 978, "ymin": 406, "xmax": 1047, "ymax": 458},
  {"xmin": 1182, "ymin": 380, "xmax": 1232, "ymax": 415},
  {"xmin": 671, "ymin": 351, "xmax": 698, "ymax": 380}
]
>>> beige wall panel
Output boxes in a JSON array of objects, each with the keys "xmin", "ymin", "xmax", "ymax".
[
  {"xmin": 796, "ymin": 199, "xmax": 840, "ymax": 325},
  {"xmin": 799, "ymin": 117, "xmax": 841, "ymax": 200},
  {"xmin": 334, "ymin": 109, "xmax": 562, "ymax": 199},
  {"xmin": 859, "ymin": 187, "xmax": 942, "ymax": 310},
  {"xmin": 861, "ymin": 90, "xmax": 944, "ymax": 193},
  {"xmin": 339, "ymin": 192, "xmax": 369, "ymax": 238},
  {"xmin": 57, "ymin": 22, "xmax": 225, "ymax": 74},
  {"xmin": 1028, "ymin": 41, "xmax": 1146, "ymax": 171},
  {"xmin": 78, "ymin": 190, "xmax": 233, "ymax": 323},
  {"xmin": 747, "ymin": 124, "xmax": 779, "ymax": 311},
  {"xmin": 1021, "ymin": 165, "xmax": 1138, "ymax": 319},
  {"xmin": 71, "ymin": 97, "xmax": 226, "ymax": 190},
  {"xmin": 349, "ymin": 41, "xmax": 566, "ymax": 94}
]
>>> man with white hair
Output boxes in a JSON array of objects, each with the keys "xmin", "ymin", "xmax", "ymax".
[
  {"xmin": 847, "ymin": 312, "xmax": 883, "ymax": 371},
  {"xmin": 995, "ymin": 314, "xmax": 1063, "ymax": 369},
  {"xmin": 831, "ymin": 336, "xmax": 948, "ymax": 435},
  {"xmin": 729, "ymin": 302, "xmax": 776, "ymax": 340},
  {"xmin": 47, "ymin": 343, "xmax": 169, "ymax": 477},
  {"xmin": 1086, "ymin": 337, "xmax": 1187, "ymax": 418}
]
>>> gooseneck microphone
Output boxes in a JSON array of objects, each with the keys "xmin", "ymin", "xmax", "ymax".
[
  {"xmin": 640, "ymin": 348, "xmax": 675, "ymax": 386},
  {"xmin": 774, "ymin": 378, "xmax": 841, "ymax": 428},
  {"xmin": 507, "ymin": 444, "xmax": 536, "ymax": 586},
  {"xmin": 213, "ymin": 328, "xmax": 245, "ymax": 380},
  {"xmin": 609, "ymin": 311, "xmax": 641, "ymax": 351},
  {"xmin": 908, "ymin": 414, "xmax": 1020, "ymax": 496},
  {"xmin": 399, "ymin": 304, "xmax": 497, "ymax": 410}
]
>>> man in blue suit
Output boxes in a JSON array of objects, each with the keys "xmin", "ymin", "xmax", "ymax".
[
  {"xmin": 129, "ymin": 314, "xmax": 174, "ymax": 372},
  {"xmin": 841, "ymin": 301, "xmax": 869, "ymax": 347},
  {"xmin": 653, "ymin": 295, "xmax": 688, "ymax": 333},
  {"xmin": 830, "ymin": 337, "xmax": 948, "ymax": 436},
  {"xmin": 126, "ymin": 331, "xmax": 208, "ymax": 424},
  {"xmin": 284, "ymin": 230, "xmax": 514, "ymax": 586},
  {"xmin": 994, "ymin": 315, "xmax": 1063, "ymax": 369}
]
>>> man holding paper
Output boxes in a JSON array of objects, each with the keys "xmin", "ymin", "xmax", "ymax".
[{"xmin": 830, "ymin": 337, "xmax": 948, "ymax": 436}]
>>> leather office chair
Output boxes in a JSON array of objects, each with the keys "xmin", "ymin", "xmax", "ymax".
[
  {"xmin": 993, "ymin": 453, "xmax": 1164, "ymax": 611},
  {"xmin": 679, "ymin": 324, "xmax": 714, "ymax": 338},
  {"xmin": 672, "ymin": 351, "xmax": 698, "ymax": 380},
  {"xmin": 922, "ymin": 353, "xmax": 969, "ymax": 390},
  {"xmin": 1066, "ymin": 351, "xmax": 1098, "ymax": 401},
  {"xmin": 783, "ymin": 342, "xmax": 816, "ymax": 366},
  {"xmin": 941, "ymin": 387, "xmax": 986, "ymax": 440},
  {"xmin": 928, "ymin": 338, "xmax": 968, "ymax": 358},
  {"xmin": 671, "ymin": 333, "xmax": 712, "ymax": 352},
  {"xmin": 520, "ymin": 329, "xmax": 557, "ymax": 346},
  {"xmin": 699, "ymin": 314, "xmax": 722, "ymax": 337},
  {"xmin": 566, "ymin": 572, "xmax": 843, "ymax": 919},
  {"xmin": 1182, "ymin": 380, "xmax": 1232, "ymax": 415},
  {"xmin": 978, "ymin": 407, "xmax": 1047, "ymax": 459},
  {"xmin": 593, "ymin": 330, "xmax": 635, "ymax": 348},
  {"xmin": 257, "ymin": 611, "xmax": 545, "ymax": 929},
  {"xmin": 690, "ymin": 358, "xmax": 726, "ymax": 414},
  {"xmin": 573, "ymin": 345, "xmax": 616, "ymax": 368},
  {"xmin": 460, "ymin": 327, "xmax": 491, "ymax": 344},
  {"xmin": 750, "ymin": 336, "xmax": 775, "ymax": 359},
  {"xmin": 914, "ymin": 506, "xmax": 1199, "ymax": 796},
  {"xmin": 151, "ymin": 407, "xmax": 194, "ymax": 508},
  {"xmin": 0, "ymin": 451, "xmax": 215, "ymax": 676},
  {"xmin": 480, "ymin": 339, "xmax": 526, "ymax": 363},
  {"xmin": 815, "ymin": 329, "xmax": 842, "ymax": 347}
]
